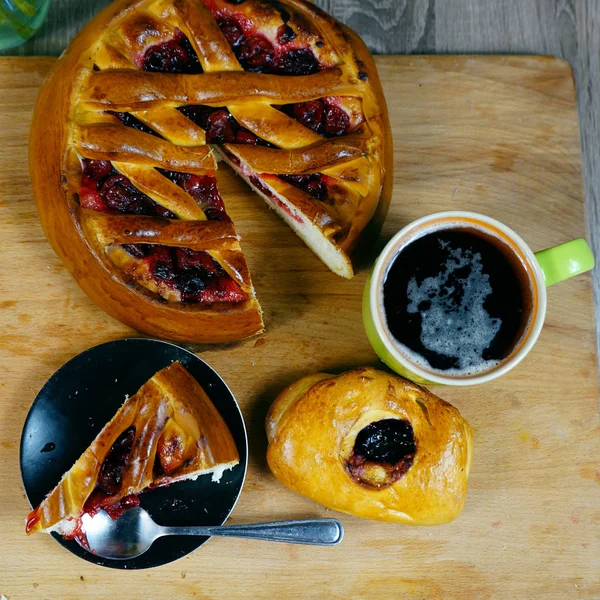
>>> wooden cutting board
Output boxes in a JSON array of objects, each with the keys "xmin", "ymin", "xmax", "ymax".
[{"xmin": 1, "ymin": 55, "xmax": 598, "ymax": 599}]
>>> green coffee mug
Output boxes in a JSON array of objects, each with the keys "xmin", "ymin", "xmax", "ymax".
[{"xmin": 363, "ymin": 211, "xmax": 595, "ymax": 386}]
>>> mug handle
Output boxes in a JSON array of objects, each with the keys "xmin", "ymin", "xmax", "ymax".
[{"xmin": 534, "ymin": 238, "xmax": 595, "ymax": 286}]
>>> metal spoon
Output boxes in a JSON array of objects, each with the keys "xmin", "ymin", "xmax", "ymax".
[{"xmin": 82, "ymin": 507, "xmax": 344, "ymax": 559}]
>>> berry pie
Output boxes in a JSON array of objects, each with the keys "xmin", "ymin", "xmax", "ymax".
[
  {"xmin": 30, "ymin": 0, "xmax": 392, "ymax": 342},
  {"xmin": 26, "ymin": 362, "xmax": 240, "ymax": 543}
]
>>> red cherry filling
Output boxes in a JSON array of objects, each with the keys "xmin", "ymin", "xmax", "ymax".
[
  {"xmin": 218, "ymin": 16, "xmax": 245, "ymax": 48},
  {"xmin": 63, "ymin": 427, "xmax": 139, "ymax": 547},
  {"xmin": 277, "ymin": 24, "xmax": 296, "ymax": 44},
  {"xmin": 178, "ymin": 105, "xmax": 271, "ymax": 146},
  {"xmin": 141, "ymin": 29, "xmax": 202, "ymax": 73},
  {"xmin": 277, "ymin": 98, "xmax": 351, "ymax": 137},
  {"xmin": 159, "ymin": 170, "xmax": 228, "ymax": 220},
  {"xmin": 279, "ymin": 48, "xmax": 319, "ymax": 75},
  {"xmin": 79, "ymin": 159, "xmax": 175, "ymax": 218},
  {"xmin": 236, "ymin": 35, "xmax": 275, "ymax": 72},
  {"xmin": 96, "ymin": 427, "xmax": 136, "ymax": 495},
  {"xmin": 215, "ymin": 16, "xmax": 319, "ymax": 75},
  {"xmin": 122, "ymin": 244, "xmax": 247, "ymax": 303},
  {"xmin": 323, "ymin": 103, "xmax": 351, "ymax": 136},
  {"xmin": 292, "ymin": 100, "xmax": 324, "ymax": 133},
  {"xmin": 279, "ymin": 173, "xmax": 328, "ymax": 201}
]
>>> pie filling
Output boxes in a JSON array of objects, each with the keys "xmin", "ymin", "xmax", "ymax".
[
  {"xmin": 159, "ymin": 169, "xmax": 228, "ymax": 220},
  {"xmin": 140, "ymin": 28, "xmax": 202, "ymax": 73},
  {"xmin": 276, "ymin": 99, "xmax": 353, "ymax": 137},
  {"xmin": 178, "ymin": 105, "xmax": 272, "ymax": 146},
  {"xmin": 79, "ymin": 159, "xmax": 176, "ymax": 218},
  {"xmin": 279, "ymin": 173, "xmax": 329, "ymax": 201},
  {"xmin": 346, "ymin": 419, "xmax": 416, "ymax": 489},
  {"xmin": 121, "ymin": 244, "xmax": 247, "ymax": 303},
  {"xmin": 215, "ymin": 14, "xmax": 320, "ymax": 75}
]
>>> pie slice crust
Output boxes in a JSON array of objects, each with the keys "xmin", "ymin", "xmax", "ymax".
[{"xmin": 25, "ymin": 361, "xmax": 240, "ymax": 539}]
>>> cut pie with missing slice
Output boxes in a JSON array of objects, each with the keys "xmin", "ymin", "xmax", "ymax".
[
  {"xmin": 30, "ymin": 0, "xmax": 392, "ymax": 342},
  {"xmin": 25, "ymin": 362, "xmax": 240, "ymax": 544}
]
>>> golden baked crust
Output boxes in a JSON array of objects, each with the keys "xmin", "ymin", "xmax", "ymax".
[
  {"xmin": 29, "ymin": 0, "xmax": 392, "ymax": 341},
  {"xmin": 266, "ymin": 368, "xmax": 473, "ymax": 525},
  {"xmin": 26, "ymin": 361, "xmax": 239, "ymax": 535}
]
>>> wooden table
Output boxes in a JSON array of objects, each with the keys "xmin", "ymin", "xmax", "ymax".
[
  {"xmin": 1, "ymin": 52, "xmax": 599, "ymax": 598},
  {"xmin": 2, "ymin": 0, "xmax": 599, "ymax": 360}
]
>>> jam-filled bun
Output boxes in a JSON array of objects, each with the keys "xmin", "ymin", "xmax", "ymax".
[{"xmin": 265, "ymin": 368, "xmax": 473, "ymax": 524}]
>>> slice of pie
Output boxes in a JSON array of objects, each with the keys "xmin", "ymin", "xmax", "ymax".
[
  {"xmin": 30, "ymin": 0, "xmax": 392, "ymax": 342},
  {"xmin": 25, "ymin": 362, "xmax": 240, "ymax": 542}
]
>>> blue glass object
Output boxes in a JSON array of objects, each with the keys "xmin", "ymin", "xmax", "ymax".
[{"xmin": 0, "ymin": 0, "xmax": 51, "ymax": 50}]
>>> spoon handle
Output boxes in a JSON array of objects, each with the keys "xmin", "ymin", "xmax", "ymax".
[{"xmin": 159, "ymin": 518, "xmax": 344, "ymax": 546}]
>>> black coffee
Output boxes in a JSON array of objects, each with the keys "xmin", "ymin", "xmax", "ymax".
[{"xmin": 383, "ymin": 228, "xmax": 531, "ymax": 374}]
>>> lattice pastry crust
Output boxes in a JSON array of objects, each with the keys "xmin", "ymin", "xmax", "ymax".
[{"xmin": 30, "ymin": 0, "xmax": 392, "ymax": 342}]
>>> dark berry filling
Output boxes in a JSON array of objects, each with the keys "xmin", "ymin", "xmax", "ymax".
[
  {"xmin": 347, "ymin": 419, "xmax": 416, "ymax": 488},
  {"xmin": 123, "ymin": 244, "xmax": 247, "ymax": 304},
  {"xmin": 277, "ymin": 98, "xmax": 351, "ymax": 137},
  {"xmin": 58, "ymin": 423, "xmax": 201, "ymax": 548},
  {"xmin": 279, "ymin": 48, "xmax": 319, "ymax": 75},
  {"xmin": 79, "ymin": 159, "xmax": 175, "ymax": 218},
  {"xmin": 353, "ymin": 420, "xmax": 416, "ymax": 464},
  {"xmin": 215, "ymin": 16, "xmax": 319, "ymax": 75},
  {"xmin": 141, "ymin": 29, "xmax": 202, "ymax": 73},
  {"xmin": 178, "ymin": 105, "xmax": 272, "ymax": 146},
  {"xmin": 279, "ymin": 174, "xmax": 328, "ymax": 201},
  {"xmin": 96, "ymin": 427, "xmax": 136, "ymax": 496},
  {"xmin": 218, "ymin": 16, "xmax": 244, "ymax": 47},
  {"xmin": 61, "ymin": 426, "xmax": 139, "ymax": 547},
  {"xmin": 323, "ymin": 103, "xmax": 351, "ymax": 136},
  {"xmin": 277, "ymin": 24, "xmax": 296, "ymax": 44},
  {"xmin": 159, "ymin": 170, "xmax": 228, "ymax": 220},
  {"xmin": 108, "ymin": 111, "xmax": 161, "ymax": 138},
  {"xmin": 236, "ymin": 34, "xmax": 275, "ymax": 72}
]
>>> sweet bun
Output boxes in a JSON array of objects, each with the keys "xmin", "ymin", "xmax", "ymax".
[{"xmin": 266, "ymin": 368, "xmax": 473, "ymax": 524}]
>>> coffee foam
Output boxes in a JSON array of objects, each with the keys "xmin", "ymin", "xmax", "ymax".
[
  {"xmin": 405, "ymin": 241, "xmax": 501, "ymax": 375},
  {"xmin": 382, "ymin": 222, "xmax": 532, "ymax": 377}
]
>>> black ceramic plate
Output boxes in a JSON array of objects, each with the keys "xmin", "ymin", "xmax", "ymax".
[{"xmin": 20, "ymin": 338, "xmax": 248, "ymax": 569}]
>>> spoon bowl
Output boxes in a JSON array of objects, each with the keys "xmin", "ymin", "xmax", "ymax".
[{"xmin": 83, "ymin": 507, "xmax": 344, "ymax": 560}]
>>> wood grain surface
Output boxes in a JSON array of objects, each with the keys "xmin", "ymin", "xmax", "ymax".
[
  {"xmin": 4, "ymin": 0, "xmax": 600, "ymax": 360},
  {"xmin": 0, "ymin": 54, "xmax": 598, "ymax": 599}
]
